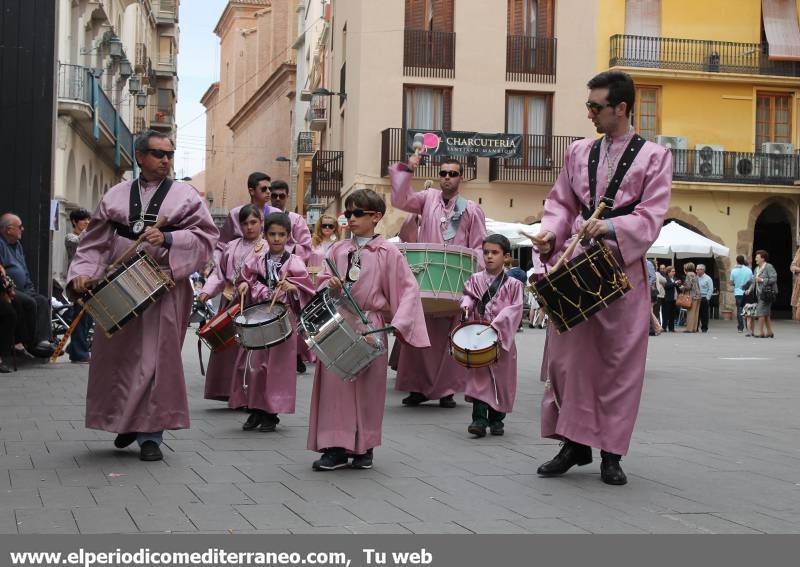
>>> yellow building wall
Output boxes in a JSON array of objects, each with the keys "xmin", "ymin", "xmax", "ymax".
[{"xmin": 661, "ymin": 1, "xmax": 762, "ymax": 43}]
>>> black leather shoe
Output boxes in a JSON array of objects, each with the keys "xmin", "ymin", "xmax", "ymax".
[
  {"xmin": 139, "ymin": 441, "xmax": 163, "ymax": 461},
  {"xmin": 312, "ymin": 448, "xmax": 348, "ymax": 471},
  {"xmin": 489, "ymin": 421, "xmax": 504, "ymax": 436},
  {"xmin": 242, "ymin": 412, "xmax": 261, "ymax": 431},
  {"xmin": 402, "ymin": 392, "xmax": 428, "ymax": 406},
  {"xmin": 350, "ymin": 448, "xmax": 373, "ymax": 469},
  {"xmin": 537, "ymin": 441, "xmax": 592, "ymax": 476},
  {"xmin": 600, "ymin": 451, "xmax": 627, "ymax": 485},
  {"xmin": 114, "ymin": 433, "xmax": 137, "ymax": 448},
  {"xmin": 467, "ymin": 421, "xmax": 486, "ymax": 437},
  {"xmin": 439, "ymin": 394, "xmax": 456, "ymax": 408},
  {"xmin": 0, "ymin": 363, "xmax": 11, "ymax": 373}
]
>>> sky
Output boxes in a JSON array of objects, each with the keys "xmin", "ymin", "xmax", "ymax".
[{"xmin": 173, "ymin": 0, "xmax": 228, "ymax": 179}]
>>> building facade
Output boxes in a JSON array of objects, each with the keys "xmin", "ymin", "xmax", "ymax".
[
  {"xmin": 53, "ymin": 0, "xmax": 180, "ymax": 281},
  {"xmin": 202, "ymin": 0, "xmax": 296, "ymax": 213}
]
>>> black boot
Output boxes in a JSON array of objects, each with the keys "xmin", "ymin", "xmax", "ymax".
[
  {"xmin": 600, "ymin": 450, "xmax": 627, "ymax": 485},
  {"xmin": 537, "ymin": 441, "xmax": 592, "ymax": 476}
]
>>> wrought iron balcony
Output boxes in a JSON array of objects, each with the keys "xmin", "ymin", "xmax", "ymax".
[
  {"xmin": 403, "ymin": 29, "xmax": 456, "ymax": 78},
  {"xmin": 135, "ymin": 43, "xmax": 147, "ymax": 72},
  {"xmin": 149, "ymin": 103, "xmax": 173, "ymax": 129},
  {"xmin": 308, "ymin": 97, "xmax": 327, "ymax": 131},
  {"xmin": 154, "ymin": 55, "xmax": 176, "ymax": 76},
  {"xmin": 669, "ymin": 148, "xmax": 799, "ymax": 185},
  {"xmin": 311, "ymin": 150, "xmax": 344, "ymax": 201},
  {"xmin": 380, "ymin": 128, "xmax": 477, "ymax": 181},
  {"xmin": 297, "ymin": 132, "xmax": 314, "ymax": 156},
  {"xmin": 506, "ymin": 35, "xmax": 557, "ymax": 83},
  {"xmin": 609, "ymin": 34, "xmax": 800, "ymax": 77},
  {"xmin": 489, "ymin": 135, "xmax": 582, "ymax": 184},
  {"xmin": 154, "ymin": 0, "xmax": 177, "ymax": 24},
  {"xmin": 57, "ymin": 63, "xmax": 92, "ymax": 105}
]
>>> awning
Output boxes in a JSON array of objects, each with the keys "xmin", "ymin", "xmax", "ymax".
[
  {"xmin": 762, "ymin": 0, "xmax": 800, "ymax": 61},
  {"xmin": 646, "ymin": 222, "xmax": 730, "ymax": 259}
]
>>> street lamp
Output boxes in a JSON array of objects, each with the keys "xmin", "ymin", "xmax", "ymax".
[
  {"xmin": 108, "ymin": 37, "xmax": 124, "ymax": 59},
  {"xmin": 313, "ymin": 87, "xmax": 347, "ymax": 101},
  {"xmin": 119, "ymin": 59, "xmax": 132, "ymax": 78},
  {"xmin": 135, "ymin": 92, "xmax": 148, "ymax": 109},
  {"xmin": 276, "ymin": 156, "xmax": 291, "ymax": 162},
  {"xmin": 128, "ymin": 74, "xmax": 141, "ymax": 94}
]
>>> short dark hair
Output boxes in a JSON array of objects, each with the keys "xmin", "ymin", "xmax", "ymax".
[
  {"xmin": 238, "ymin": 204, "xmax": 262, "ymax": 224},
  {"xmin": 69, "ymin": 208, "xmax": 91, "ymax": 224},
  {"xmin": 344, "ymin": 188, "xmax": 386, "ymax": 215},
  {"xmin": 483, "ymin": 234, "xmax": 511, "ymax": 255},
  {"xmin": 587, "ymin": 71, "xmax": 635, "ymax": 117},
  {"xmin": 440, "ymin": 157, "xmax": 463, "ymax": 174},
  {"xmin": 247, "ymin": 172, "xmax": 270, "ymax": 189},
  {"xmin": 134, "ymin": 129, "xmax": 174, "ymax": 153},
  {"xmin": 270, "ymin": 180, "xmax": 289, "ymax": 192},
  {"xmin": 263, "ymin": 211, "xmax": 291, "ymax": 234},
  {"xmin": 736, "ymin": 255, "xmax": 746, "ymax": 265},
  {"xmin": 755, "ymin": 249, "xmax": 769, "ymax": 262}
]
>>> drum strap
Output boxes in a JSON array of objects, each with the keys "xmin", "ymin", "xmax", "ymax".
[
  {"xmin": 442, "ymin": 196, "xmax": 467, "ymax": 242},
  {"xmin": 256, "ymin": 251, "xmax": 290, "ymax": 288},
  {"xmin": 477, "ymin": 272, "xmax": 507, "ymax": 318},
  {"xmin": 583, "ymin": 134, "xmax": 646, "ymax": 220},
  {"xmin": 113, "ymin": 177, "xmax": 175, "ymax": 240}
]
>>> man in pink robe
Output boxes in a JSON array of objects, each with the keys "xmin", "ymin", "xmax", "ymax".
[
  {"xmin": 307, "ymin": 189, "xmax": 430, "ymax": 470},
  {"xmin": 533, "ymin": 71, "xmax": 672, "ymax": 485},
  {"xmin": 389, "ymin": 157, "xmax": 486, "ymax": 408},
  {"xmin": 68, "ymin": 131, "xmax": 219, "ymax": 461},
  {"xmin": 213, "ymin": 172, "xmax": 279, "ymax": 267},
  {"xmin": 268, "ymin": 180, "xmax": 312, "ymax": 263}
]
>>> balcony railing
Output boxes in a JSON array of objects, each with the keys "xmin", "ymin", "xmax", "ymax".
[
  {"xmin": 489, "ymin": 135, "xmax": 582, "ymax": 184},
  {"xmin": 380, "ymin": 128, "xmax": 477, "ymax": 181},
  {"xmin": 118, "ymin": 119, "xmax": 133, "ymax": 160},
  {"xmin": 135, "ymin": 43, "xmax": 147, "ymax": 72},
  {"xmin": 506, "ymin": 35, "xmax": 557, "ymax": 83},
  {"xmin": 669, "ymin": 149, "xmax": 799, "ymax": 185},
  {"xmin": 57, "ymin": 63, "xmax": 92, "ymax": 104},
  {"xmin": 311, "ymin": 150, "xmax": 344, "ymax": 201},
  {"xmin": 96, "ymin": 86, "xmax": 116, "ymax": 133},
  {"xmin": 297, "ymin": 131, "xmax": 314, "ymax": 155},
  {"xmin": 308, "ymin": 97, "xmax": 327, "ymax": 131},
  {"xmin": 609, "ymin": 34, "xmax": 800, "ymax": 77},
  {"xmin": 155, "ymin": 0, "xmax": 177, "ymax": 24},
  {"xmin": 155, "ymin": 56, "xmax": 176, "ymax": 75},
  {"xmin": 150, "ymin": 104, "xmax": 173, "ymax": 127},
  {"xmin": 403, "ymin": 29, "xmax": 456, "ymax": 78}
]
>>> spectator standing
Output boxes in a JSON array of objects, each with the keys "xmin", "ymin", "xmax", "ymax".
[
  {"xmin": 682, "ymin": 262, "xmax": 701, "ymax": 333},
  {"xmin": 661, "ymin": 266, "xmax": 677, "ymax": 332},
  {"xmin": 697, "ymin": 264, "xmax": 714, "ymax": 333},
  {"xmin": 790, "ymin": 247, "xmax": 800, "ymax": 322},
  {"xmin": 64, "ymin": 208, "xmax": 92, "ymax": 363},
  {"xmin": 730, "ymin": 255, "xmax": 753, "ymax": 333},
  {"xmin": 753, "ymin": 250, "xmax": 777, "ymax": 338}
]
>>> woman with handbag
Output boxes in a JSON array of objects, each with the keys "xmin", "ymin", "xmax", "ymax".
[
  {"xmin": 753, "ymin": 249, "xmax": 777, "ymax": 338},
  {"xmin": 662, "ymin": 266, "xmax": 678, "ymax": 332},
  {"xmin": 680, "ymin": 262, "xmax": 701, "ymax": 332}
]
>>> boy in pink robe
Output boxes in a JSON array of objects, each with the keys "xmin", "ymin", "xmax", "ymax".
[
  {"xmin": 532, "ymin": 71, "xmax": 672, "ymax": 485},
  {"xmin": 234, "ymin": 213, "xmax": 315, "ymax": 432},
  {"xmin": 307, "ymin": 189, "xmax": 430, "ymax": 471},
  {"xmin": 68, "ymin": 131, "xmax": 219, "ymax": 461},
  {"xmin": 389, "ymin": 157, "xmax": 486, "ymax": 408},
  {"xmin": 198, "ymin": 205, "xmax": 266, "ymax": 401},
  {"xmin": 460, "ymin": 234, "xmax": 524, "ymax": 438}
]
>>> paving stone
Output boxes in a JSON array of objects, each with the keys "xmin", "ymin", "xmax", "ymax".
[
  {"xmin": 401, "ymin": 522, "xmax": 474, "ymax": 534},
  {"xmin": 236, "ymin": 482, "xmax": 304, "ymax": 504},
  {"xmin": 127, "ymin": 504, "xmax": 197, "ymax": 533},
  {"xmin": 186, "ymin": 483, "xmax": 253, "ymax": 505},
  {"xmin": 89, "ymin": 486, "xmax": 146, "ymax": 507},
  {"xmin": 15, "ymin": 509, "xmax": 78, "ymax": 534},
  {"xmin": 509, "ymin": 518, "xmax": 592, "ymax": 534},
  {"xmin": 39, "ymin": 486, "xmax": 96, "ymax": 508},
  {"xmin": 180, "ymin": 504, "xmax": 253, "ymax": 531},
  {"xmin": 56, "ymin": 467, "xmax": 110, "ymax": 488},
  {"xmin": 345, "ymin": 522, "xmax": 412, "ymax": 534},
  {"xmin": 452, "ymin": 519, "xmax": 532, "ymax": 534},
  {"xmin": 233, "ymin": 504, "xmax": 310, "ymax": 530},
  {"xmin": 190, "ymin": 464, "xmax": 253, "ymax": 484},
  {"xmin": 342, "ymin": 499, "xmax": 419, "ymax": 524},
  {"xmin": 284, "ymin": 501, "xmax": 363, "ymax": 527},
  {"xmin": 73, "ymin": 507, "xmax": 139, "ymax": 534},
  {"xmin": 10, "ymin": 469, "xmax": 60, "ymax": 489},
  {"xmin": 0, "ymin": 488, "xmax": 41, "ymax": 509}
]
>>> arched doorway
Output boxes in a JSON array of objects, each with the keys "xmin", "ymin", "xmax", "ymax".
[{"xmin": 753, "ymin": 203, "xmax": 793, "ymax": 318}]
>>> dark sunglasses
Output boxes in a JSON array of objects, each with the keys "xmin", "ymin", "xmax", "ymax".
[
  {"xmin": 257, "ymin": 186, "xmax": 271, "ymax": 193},
  {"xmin": 320, "ymin": 223, "xmax": 336, "ymax": 229},
  {"xmin": 144, "ymin": 149, "xmax": 175, "ymax": 159},
  {"xmin": 585, "ymin": 101, "xmax": 615, "ymax": 115},
  {"xmin": 343, "ymin": 209, "xmax": 376, "ymax": 219},
  {"xmin": 439, "ymin": 170, "xmax": 461, "ymax": 178},
  {"xmin": 271, "ymin": 192, "xmax": 288, "ymax": 199}
]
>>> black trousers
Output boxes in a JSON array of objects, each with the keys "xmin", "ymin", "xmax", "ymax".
[
  {"xmin": 661, "ymin": 300, "xmax": 676, "ymax": 332},
  {"xmin": 13, "ymin": 290, "xmax": 51, "ymax": 345},
  {"xmin": 699, "ymin": 297, "xmax": 710, "ymax": 332},
  {"xmin": 0, "ymin": 299, "xmax": 16, "ymax": 357}
]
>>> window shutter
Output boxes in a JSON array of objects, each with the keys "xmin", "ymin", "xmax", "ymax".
[
  {"xmin": 432, "ymin": 0, "xmax": 454, "ymax": 32},
  {"xmin": 442, "ymin": 88, "xmax": 452, "ymax": 131},
  {"xmin": 536, "ymin": 0, "xmax": 554, "ymax": 37},
  {"xmin": 508, "ymin": 0, "xmax": 524, "ymax": 35},
  {"xmin": 405, "ymin": 0, "xmax": 425, "ymax": 30}
]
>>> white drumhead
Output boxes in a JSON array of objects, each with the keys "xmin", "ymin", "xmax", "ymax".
[
  {"xmin": 452, "ymin": 323, "xmax": 497, "ymax": 350},
  {"xmin": 236, "ymin": 303, "xmax": 285, "ymax": 325}
]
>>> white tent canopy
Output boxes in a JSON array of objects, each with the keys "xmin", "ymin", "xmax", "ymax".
[
  {"xmin": 647, "ymin": 221, "xmax": 729, "ymax": 259},
  {"xmin": 485, "ymin": 218, "xmax": 540, "ymax": 247}
]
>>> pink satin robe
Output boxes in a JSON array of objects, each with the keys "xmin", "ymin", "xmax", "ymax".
[
  {"xmin": 536, "ymin": 136, "xmax": 672, "ymax": 455},
  {"xmin": 307, "ymin": 236, "xmax": 430, "ymax": 454},
  {"xmin": 460, "ymin": 272, "xmax": 524, "ymax": 413},
  {"xmin": 388, "ymin": 163, "xmax": 487, "ymax": 399},
  {"xmin": 199, "ymin": 237, "xmax": 267, "ymax": 401},
  {"xmin": 213, "ymin": 204, "xmax": 279, "ymax": 266},
  {"xmin": 229, "ymin": 253, "xmax": 315, "ymax": 413},
  {"xmin": 68, "ymin": 179, "xmax": 219, "ymax": 434}
]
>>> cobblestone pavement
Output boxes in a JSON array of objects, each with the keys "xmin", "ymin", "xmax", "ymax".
[{"xmin": 1, "ymin": 319, "xmax": 799, "ymax": 534}]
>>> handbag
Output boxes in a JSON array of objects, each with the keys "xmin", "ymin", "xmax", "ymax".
[
  {"xmin": 676, "ymin": 293, "xmax": 692, "ymax": 309},
  {"xmin": 759, "ymin": 283, "xmax": 777, "ymax": 303}
]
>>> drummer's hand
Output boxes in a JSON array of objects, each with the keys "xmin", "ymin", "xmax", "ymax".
[
  {"xmin": 71, "ymin": 276, "xmax": 93, "ymax": 295},
  {"xmin": 237, "ymin": 282, "xmax": 249, "ymax": 296},
  {"xmin": 279, "ymin": 280, "xmax": 297, "ymax": 294},
  {"xmin": 532, "ymin": 231, "xmax": 555, "ymax": 255},
  {"xmin": 581, "ymin": 218, "xmax": 609, "ymax": 240},
  {"xmin": 461, "ymin": 307, "xmax": 469, "ymax": 322},
  {"xmin": 142, "ymin": 227, "xmax": 165, "ymax": 247},
  {"xmin": 328, "ymin": 277, "xmax": 343, "ymax": 296},
  {"xmin": 197, "ymin": 293, "xmax": 209, "ymax": 304},
  {"xmin": 407, "ymin": 153, "xmax": 421, "ymax": 171}
]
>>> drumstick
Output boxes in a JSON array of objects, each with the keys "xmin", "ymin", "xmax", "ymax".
[
  {"xmin": 270, "ymin": 275, "xmax": 287, "ymax": 309},
  {"xmin": 50, "ymin": 302, "xmax": 89, "ymax": 363},
  {"xmin": 240, "ymin": 291, "xmax": 246, "ymax": 314},
  {"xmin": 109, "ymin": 216, "xmax": 168, "ymax": 271},
  {"xmin": 324, "ymin": 258, "xmax": 370, "ymax": 325},
  {"xmin": 551, "ymin": 203, "xmax": 607, "ymax": 273},
  {"xmin": 488, "ymin": 366, "xmax": 500, "ymax": 406}
]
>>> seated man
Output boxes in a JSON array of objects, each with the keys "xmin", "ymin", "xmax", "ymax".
[{"xmin": 0, "ymin": 213, "xmax": 53, "ymax": 357}]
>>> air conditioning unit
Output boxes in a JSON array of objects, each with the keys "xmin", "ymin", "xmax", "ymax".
[
  {"xmin": 694, "ymin": 144, "xmax": 724, "ymax": 178},
  {"xmin": 761, "ymin": 142, "xmax": 794, "ymax": 155},
  {"xmin": 657, "ymin": 136, "xmax": 688, "ymax": 175},
  {"xmin": 734, "ymin": 156, "xmax": 760, "ymax": 179}
]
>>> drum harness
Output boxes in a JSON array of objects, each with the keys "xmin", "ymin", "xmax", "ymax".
[
  {"xmin": 113, "ymin": 177, "xmax": 175, "ymax": 240},
  {"xmin": 441, "ymin": 196, "xmax": 467, "ymax": 242},
  {"xmin": 475, "ymin": 271, "xmax": 507, "ymax": 406}
]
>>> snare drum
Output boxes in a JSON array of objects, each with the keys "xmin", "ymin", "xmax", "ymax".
[
  {"xmin": 450, "ymin": 322, "xmax": 499, "ymax": 369},
  {"xmin": 197, "ymin": 303, "xmax": 240, "ymax": 352},
  {"xmin": 233, "ymin": 302, "xmax": 293, "ymax": 350},
  {"xmin": 395, "ymin": 243, "xmax": 478, "ymax": 313},
  {"xmin": 532, "ymin": 243, "xmax": 631, "ymax": 334},
  {"xmin": 83, "ymin": 250, "xmax": 173, "ymax": 337},
  {"xmin": 299, "ymin": 289, "xmax": 385, "ymax": 382}
]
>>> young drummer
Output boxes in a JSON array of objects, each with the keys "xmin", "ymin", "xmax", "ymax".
[
  {"xmin": 308, "ymin": 189, "xmax": 429, "ymax": 470},
  {"xmin": 235, "ymin": 213, "xmax": 314, "ymax": 432},
  {"xmin": 198, "ymin": 204, "xmax": 266, "ymax": 402},
  {"xmin": 460, "ymin": 234, "xmax": 524, "ymax": 437}
]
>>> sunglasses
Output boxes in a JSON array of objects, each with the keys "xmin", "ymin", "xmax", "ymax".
[
  {"xmin": 585, "ymin": 101, "xmax": 616, "ymax": 115},
  {"xmin": 439, "ymin": 170, "xmax": 461, "ymax": 178},
  {"xmin": 144, "ymin": 149, "xmax": 175, "ymax": 159},
  {"xmin": 271, "ymin": 193, "xmax": 288, "ymax": 199},
  {"xmin": 320, "ymin": 223, "xmax": 336, "ymax": 229},
  {"xmin": 258, "ymin": 186, "xmax": 271, "ymax": 193},
  {"xmin": 343, "ymin": 209, "xmax": 376, "ymax": 219}
]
